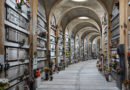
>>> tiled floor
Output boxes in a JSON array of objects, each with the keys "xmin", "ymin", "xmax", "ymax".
[{"xmin": 37, "ymin": 60, "xmax": 119, "ymax": 90}]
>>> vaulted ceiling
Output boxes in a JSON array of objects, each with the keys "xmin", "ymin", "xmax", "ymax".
[{"xmin": 42, "ymin": 0, "xmax": 114, "ymax": 43}]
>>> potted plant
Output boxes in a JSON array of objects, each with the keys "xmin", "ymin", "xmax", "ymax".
[
  {"xmin": 49, "ymin": 60, "xmax": 54, "ymax": 68},
  {"xmin": 44, "ymin": 67, "xmax": 50, "ymax": 80},
  {"xmin": 116, "ymin": 66, "xmax": 121, "ymax": 75},
  {"xmin": 105, "ymin": 67, "xmax": 112, "ymax": 82}
]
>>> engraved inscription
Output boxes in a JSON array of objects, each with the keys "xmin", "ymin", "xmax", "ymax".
[
  {"xmin": 6, "ymin": 48, "xmax": 18, "ymax": 61},
  {"xmin": 6, "ymin": 7, "xmax": 28, "ymax": 30}
]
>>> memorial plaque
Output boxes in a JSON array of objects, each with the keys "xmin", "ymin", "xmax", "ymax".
[
  {"xmin": 18, "ymin": 81, "xmax": 26, "ymax": 90},
  {"xmin": 6, "ymin": 66, "xmax": 19, "ymax": 80},
  {"xmin": 6, "ymin": 65, "xmax": 28, "ymax": 81},
  {"xmin": 19, "ymin": 65, "xmax": 28, "ymax": 75},
  {"xmin": 37, "ymin": 51, "xmax": 45, "ymax": 58},
  {"xmin": 37, "ymin": 61, "xmax": 45, "ymax": 68},
  {"xmin": 8, "ymin": 0, "xmax": 16, "ymax": 4},
  {"xmin": 50, "ymin": 44, "xmax": 55, "ymax": 49},
  {"xmin": 37, "ymin": 39, "xmax": 45, "ymax": 48},
  {"xmin": 38, "ymin": 0, "xmax": 46, "ymax": 21},
  {"xmin": 6, "ymin": 7, "xmax": 19, "ymax": 25},
  {"xmin": 50, "ymin": 36, "xmax": 55, "ymax": 42},
  {"xmin": 19, "ymin": 16, "xmax": 28, "ymax": 29},
  {"xmin": 60, "ymin": 52, "xmax": 63, "ymax": 56},
  {"xmin": 18, "ymin": 49, "xmax": 28, "ymax": 60},
  {"xmin": 6, "ymin": 7, "xmax": 28, "ymax": 30},
  {"xmin": 6, "ymin": 48, "xmax": 18, "ymax": 61},
  {"xmin": 37, "ymin": 17, "xmax": 46, "ymax": 28},
  {"xmin": 17, "ymin": 32, "xmax": 28, "ymax": 45},
  {"xmin": 50, "ymin": 15, "xmax": 56, "ymax": 26},
  {"xmin": 111, "ymin": 27, "xmax": 119, "ymax": 38},
  {"xmin": 51, "ymin": 52, "xmax": 55, "ymax": 56},
  {"xmin": 112, "ymin": 16, "xmax": 119, "ymax": 27},
  {"xmin": 6, "ymin": 27, "xmax": 18, "ymax": 42},
  {"xmin": 50, "ymin": 29, "xmax": 55, "ymax": 35}
]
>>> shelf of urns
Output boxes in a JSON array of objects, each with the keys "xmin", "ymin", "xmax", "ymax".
[
  {"xmin": 65, "ymin": 41, "xmax": 70, "ymax": 60},
  {"xmin": 104, "ymin": 25, "xmax": 108, "ymax": 44},
  {"xmin": 50, "ymin": 25, "xmax": 56, "ymax": 59},
  {"xmin": 110, "ymin": 8, "xmax": 119, "ymax": 52},
  {"xmin": 81, "ymin": 46, "xmax": 84, "ymax": 58},
  {"xmin": 4, "ymin": 0, "xmax": 30, "ymax": 88},
  {"xmin": 59, "ymin": 31, "xmax": 64, "ymax": 60},
  {"xmin": 37, "ymin": 10, "xmax": 48, "ymax": 64}
]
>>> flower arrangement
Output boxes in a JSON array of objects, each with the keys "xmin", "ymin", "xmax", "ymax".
[
  {"xmin": 116, "ymin": 66, "xmax": 121, "ymax": 75},
  {"xmin": 98, "ymin": 66, "xmax": 102, "ymax": 71},
  {"xmin": 66, "ymin": 52, "xmax": 69, "ymax": 55},
  {"xmin": 49, "ymin": 60, "xmax": 54, "ymax": 67},
  {"xmin": 103, "ymin": 66, "xmax": 106, "ymax": 70},
  {"xmin": 15, "ymin": 0, "xmax": 29, "ymax": 12},
  {"xmin": 39, "ymin": 30, "xmax": 46, "ymax": 38},
  {"xmin": 0, "ymin": 79, "xmax": 9, "ymax": 90},
  {"xmin": 44, "ymin": 67, "xmax": 50, "ymax": 72},
  {"xmin": 19, "ymin": 68, "xmax": 29, "ymax": 81},
  {"xmin": 112, "ymin": 60, "xmax": 118, "ymax": 69},
  {"xmin": 123, "ymin": 80, "xmax": 130, "ymax": 87},
  {"xmin": 126, "ymin": 52, "xmax": 130, "ymax": 56},
  {"xmin": 24, "ymin": 85, "xmax": 29, "ymax": 89},
  {"xmin": 42, "ymin": 30, "xmax": 46, "ymax": 36},
  {"xmin": 112, "ymin": 53, "xmax": 117, "ymax": 59},
  {"xmin": 35, "ymin": 69, "xmax": 40, "ymax": 78},
  {"xmin": 107, "ymin": 67, "xmax": 112, "ymax": 72}
]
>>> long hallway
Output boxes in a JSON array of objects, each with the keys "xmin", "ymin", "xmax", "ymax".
[
  {"xmin": 1, "ymin": 0, "xmax": 130, "ymax": 90},
  {"xmin": 37, "ymin": 60, "xmax": 118, "ymax": 90}
]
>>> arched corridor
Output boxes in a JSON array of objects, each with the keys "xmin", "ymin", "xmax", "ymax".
[{"xmin": 0, "ymin": 0, "xmax": 130, "ymax": 90}]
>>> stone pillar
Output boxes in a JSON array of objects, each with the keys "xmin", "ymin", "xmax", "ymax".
[
  {"xmin": 119, "ymin": 0, "xmax": 129, "ymax": 81},
  {"xmin": 30, "ymin": 0, "xmax": 38, "ymax": 75},
  {"xmin": 0, "ymin": 0, "xmax": 5, "ymax": 78},
  {"xmin": 107, "ymin": 15, "xmax": 112, "ymax": 66},
  {"xmin": 56, "ymin": 25, "xmax": 60, "ymax": 66},
  {"xmin": 101, "ymin": 25, "xmax": 105, "ymax": 56}
]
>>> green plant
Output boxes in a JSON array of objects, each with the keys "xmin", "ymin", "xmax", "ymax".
[
  {"xmin": 34, "ymin": 51, "xmax": 38, "ymax": 58},
  {"xmin": 49, "ymin": 61, "xmax": 54, "ymax": 67},
  {"xmin": 44, "ymin": 67, "xmax": 50, "ymax": 72}
]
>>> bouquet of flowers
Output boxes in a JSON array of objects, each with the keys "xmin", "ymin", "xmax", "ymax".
[
  {"xmin": 112, "ymin": 53, "xmax": 116, "ymax": 59},
  {"xmin": 0, "ymin": 79, "xmax": 9, "ymax": 90},
  {"xmin": 44, "ymin": 67, "xmax": 50, "ymax": 72},
  {"xmin": 116, "ymin": 66, "xmax": 121, "ymax": 75},
  {"xmin": 123, "ymin": 80, "xmax": 130, "ymax": 87}
]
